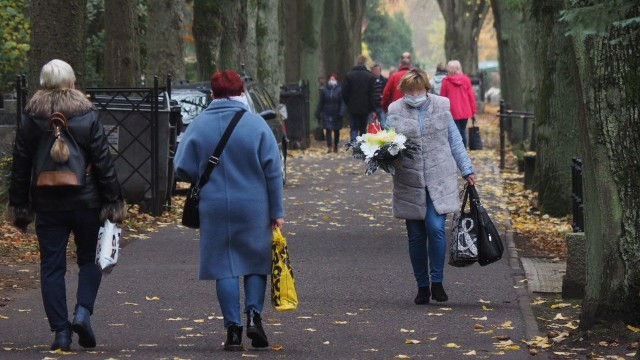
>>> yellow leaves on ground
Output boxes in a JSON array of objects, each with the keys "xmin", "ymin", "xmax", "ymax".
[
  {"xmin": 145, "ymin": 296, "xmax": 160, "ymax": 301},
  {"xmin": 405, "ymin": 339, "xmax": 421, "ymax": 344},
  {"xmin": 400, "ymin": 328, "xmax": 415, "ymax": 333},
  {"xmin": 395, "ymin": 355, "xmax": 411, "ymax": 359},
  {"xmin": 333, "ymin": 321, "xmax": 348, "ymax": 325},
  {"xmin": 482, "ymin": 305, "xmax": 493, "ymax": 311},
  {"xmin": 463, "ymin": 350, "xmax": 477, "ymax": 355},
  {"xmin": 493, "ymin": 339, "xmax": 521, "ymax": 351},
  {"xmin": 531, "ymin": 298, "xmax": 547, "ymax": 305},
  {"xmin": 444, "ymin": 343, "xmax": 461, "ymax": 348},
  {"xmin": 553, "ymin": 313, "xmax": 569, "ymax": 320},
  {"xmin": 550, "ymin": 303, "xmax": 572, "ymax": 309},
  {"xmin": 271, "ymin": 344, "xmax": 284, "ymax": 350},
  {"xmin": 472, "ymin": 316, "xmax": 488, "ymax": 321},
  {"xmin": 627, "ymin": 324, "xmax": 640, "ymax": 333},
  {"xmin": 0, "ymin": 314, "xmax": 8, "ymax": 319},
  {"xmin": 478, "ymin": 299, "xmax": 491, "ymax": 304}
]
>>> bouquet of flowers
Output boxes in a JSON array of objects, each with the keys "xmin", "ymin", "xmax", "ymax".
[{"xmin": 346, "ymin": 129, "xmax": 417, "ymax": 175}]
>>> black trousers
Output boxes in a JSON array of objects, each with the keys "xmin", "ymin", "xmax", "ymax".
[
  {"xmin": 325, "ymin": 128, "xmax": 340, "ymax": 146},
  {"xmin": 35, "ymin": 208, "xmax": 102, "ymax": 332}
]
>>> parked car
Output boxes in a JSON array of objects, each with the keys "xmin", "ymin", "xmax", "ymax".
[{"xmin": 171, "ymin": 78, "xmax": 288, "ymax": 184}]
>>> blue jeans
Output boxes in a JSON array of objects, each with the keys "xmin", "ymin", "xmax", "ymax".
[
  {"xmin": 36, "ymin": 209, "xmax": 102, "ymax": 332},
  {"xmin": 349, "ymin": 113, "xmax": 369, "ymax": 141},
  {"xmin": 405, "ymin": 190, "xmax": 447, "ymax": 287},
  {"xmin": 455, "ymin": 118, "xmax": 469, "ymax": 148},
  {"xmin": 374, "ymin": 106, "xmax": 387, "ymax": 129},
  {"xmin": 216, "ymin": 274, "xmax": 267, "ymax": 328}
]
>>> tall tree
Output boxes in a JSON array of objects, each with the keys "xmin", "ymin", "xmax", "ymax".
[
  {"xmin": 530, "ymin": 0, "xmax": 581, "ymax": 216},
  {"xmin": 146, "ymin": 0, "xmax": 185, "ymax": 81},
  {"xmin": 362, "ymin": 0, "xmax": 414, "ymax": 69},
  {"xmin": 436, "ymin": 0, "xmax": 490, "ymax": 75},
  {"xmin": 28, "ymin": 0, "xmax": 87, "ymax": 93},
  {"xmin": 490, "ymin": 0, "xmax": 534, "ymax": 113},
  {"xmin": 566, "ymin": 1, "xmax": 640, "ymax": 328},
  {"xmin": 104, "ymin": 0, "xmax": 140, "ymax": 86},
  {"xmin": 323, "ymin": 0, "xmax": 367, "ymax": 79},
  {"xmin": 255, "ymin": 0, "xmax": 283, "ymax": 101}
]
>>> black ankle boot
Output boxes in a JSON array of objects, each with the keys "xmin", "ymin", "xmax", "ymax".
[
  {"xmin": 51, "ymin": 328, "xmax": 72, "ymax": 351},
  {"xmin": 224, "ymin": 324, "xmax": 244, "ymax": 351},
  {"xmin": 71, "ymin": 305, "xmax": 96, "ymax": 348},
  {"xmin": 431, "ymin": 282, "xmax": 448, "ymax": 302},
  {"xmin": 414, "ymin": 287, "xmax": 431, "ymax": 305},
  {"xmin": 245, "ymin": 309, "xmax": 269, "ymax": 348}
]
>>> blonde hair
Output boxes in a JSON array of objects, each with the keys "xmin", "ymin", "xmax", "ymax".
[
  {"xmin": 40, "ymin": 59, "xmax": 76, "ymax": 89},
  {"xmin": 447, "ymin": 60, "xmax": 463, "ymax": 75},
  {"xmin": 398, "ymin": 68, "xmax": 431, "ymax": 93}
]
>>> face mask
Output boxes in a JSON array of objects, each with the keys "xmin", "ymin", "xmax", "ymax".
[
  {"xmin": 328, "ymin": 79, "xmax": 337, "ymax": 87},
  {"xmin": 404, "ymin": 94, "xmax": 427, "ymax": 108}
]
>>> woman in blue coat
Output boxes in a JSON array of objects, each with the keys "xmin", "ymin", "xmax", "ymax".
[
  {"xmin": 315, "ymin": 72, "xmax": 345, "ymax": 153},
  {"xmin": 174, "ymin": 70, "xmax": 284, "ymax": 351}
]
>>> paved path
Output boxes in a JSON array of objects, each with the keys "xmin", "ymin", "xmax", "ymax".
[{"xmin": 0, "ymin": 146, "xmax": 542, "ymax": 359}]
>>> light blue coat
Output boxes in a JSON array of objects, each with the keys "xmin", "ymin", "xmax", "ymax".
[{"xmin": 174, "ymin": 99, "xmax": 284, "ymax": 280}]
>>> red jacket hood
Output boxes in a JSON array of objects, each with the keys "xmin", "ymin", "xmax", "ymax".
[{"xmin": 444, "ymin": 74, "xmax": 467, "ymax": 86}]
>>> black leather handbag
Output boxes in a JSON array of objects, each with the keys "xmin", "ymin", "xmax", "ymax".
[
  {"xmin": 449, "ymin": 185, "xmax": 479, "ymax": 267},
  {"xmin": 181, "ymin": 110, "xmax": 245, "ymax": 228},
  {"xmin": 468, "ymin": 185, "xmax": 504, "ymax": 266},
  {"xmin": 468, "ymin": 117, "xmax": 483, "ymax": 150}
]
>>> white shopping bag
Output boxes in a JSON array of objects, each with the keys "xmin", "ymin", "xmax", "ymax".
[{"xmin": 95, "ymin": 220, "xmax": 121, "ymax": 273}]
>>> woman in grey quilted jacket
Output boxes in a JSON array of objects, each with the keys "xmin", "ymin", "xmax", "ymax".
[{"xmin": 386, "ymin": 68, "xmax": 477, "ymax": 304}]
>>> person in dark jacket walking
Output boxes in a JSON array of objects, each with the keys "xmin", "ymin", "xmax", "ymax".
[
  {"xmin": 371, "ymin": 63, "xmax": 388, "ymax": 129},
  {"xmin": 9, "ymin": 59, "xmax": 125, "ymax": 351},
  {"xmin": 315, "ymin": 72, "xmax": 345, "ymax": 153},
  {"xmin": 342, "ymin": 55, "xmax": 375, "ymax": 141}
]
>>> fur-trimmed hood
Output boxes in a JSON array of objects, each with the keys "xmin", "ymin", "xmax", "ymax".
[{"xmin": 25, "ymin": 88, "xmax": 95, "ymax": 119}]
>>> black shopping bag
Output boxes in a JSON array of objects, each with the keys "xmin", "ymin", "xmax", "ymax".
[
  {"xmin": 449, "ymin": 185, "xmax": 479, "ymax": 267},
  {"xmin": 468, "ymin": 117, "xmax": 483, "ymax": 150},
  {"xmin": 314, "ymin": 126, "xmax": 325, "ymax": 141},
  {"xmin": 468, "ymin": 185, "xmax": 504, "ymax": 266}
]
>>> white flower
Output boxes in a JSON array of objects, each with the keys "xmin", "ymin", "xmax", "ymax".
[
  {"xmin": 360, "ymin": 142, "xmax": 380, "ymax": 160},
  {"xmin": 388, "ymin": 144, "xmax": 400, "ymax": 156}
]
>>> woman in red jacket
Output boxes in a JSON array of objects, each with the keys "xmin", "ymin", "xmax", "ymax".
[{"xmin": 439, "ymin": 60, "xmax": 477, "ymax": 148}]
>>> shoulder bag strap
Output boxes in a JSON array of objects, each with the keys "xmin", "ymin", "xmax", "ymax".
[{"xmin": 195, "ymin": 109, "xmax": 246, "ymax": 190}]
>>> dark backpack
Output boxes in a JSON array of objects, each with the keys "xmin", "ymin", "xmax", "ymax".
[{"xmin": 34, "ymin": 112, "xmax": 89, "ymax": 187}]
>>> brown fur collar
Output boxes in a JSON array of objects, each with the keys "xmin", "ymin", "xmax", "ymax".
[{"xmin": 25, "ymin": 88, "xmax": 96, "ymax": 118}]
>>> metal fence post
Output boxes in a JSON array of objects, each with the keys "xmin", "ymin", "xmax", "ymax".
[
  {"xmin": 151, "ymin": 76, "xmax": 161, "ymax": 215},
  {"xmin": 571, "ymin": 157, "xmax": 584, "ymax": 232},
  {"xmin": 499, "ymin": 100, "xmax": 505, "ymax": 169}
]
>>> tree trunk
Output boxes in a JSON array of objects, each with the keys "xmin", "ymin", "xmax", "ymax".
[
  {"xmin": 530, "ymin": 0, "xmax": 580, "ymax": 216},
  {"xmin": 571, "ymin": 7, "xmax": 640, "ymax": 328},
  {"xmin": 146, "ymin": 0, "xmax": 185, "ymax": 82},
  {"xmin": 281, "ymin": 0, "xmax": 301, "ymax": 83},
  {"xmin": 193, "ymin": 0, "xmax": 221, "ymax": 81},
  {"xmin": 436, "ymin": 0, "xmax": 489, "ymax": 75},
  {"xmin": 321, "ymin": 0, "xmax": 365, "ymax": 81},
  {"xmin": 104, "ymin": 0, "xmax": 140, "ymax": 86},
  {"xmin": 256, "ymin": 0, "xmax": 283, "ymax": 102},
  {"xmin": 491, "ymin": 0, "xmax": 535, "ymax": 112},
  {"xmin": 218, "ymin": 1, "xmax": 244, "ymax": 71},
  {"xmin": 28, "ymin": 0, "xmax": 87, "ymax": 93}
]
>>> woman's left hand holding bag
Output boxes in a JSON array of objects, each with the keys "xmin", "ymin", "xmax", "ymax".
[
  {"xmin": 272, "ymin": 217, "xmax": 285, "ymax": 230},
  {"xmin": 465, "ymin": 174, "xmax": 477, "ymax": 186}
]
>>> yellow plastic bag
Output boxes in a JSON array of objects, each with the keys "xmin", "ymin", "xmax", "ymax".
[{"xmin": 271, "ymin": 228, "xmax": 298, "ymax": 311}]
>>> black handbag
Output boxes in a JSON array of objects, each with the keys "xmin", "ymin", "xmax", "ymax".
[
  {"xmin": 468, "ymin": 117, "xmax": 483, "ymax": 150},
  {"xmin": 314, "ymin": 126, "xmax": 325, "ymax": 141},
  {"xmin": 181, "ymin": 110, "xmax": 246, "ymax": 228},
  {"xmin": 449, "ymin": 185, "xmax": 479, "ymax": 267},
  {"xmin": 468, "ymin": 185, "xmax": 504, "ymax": 266}
]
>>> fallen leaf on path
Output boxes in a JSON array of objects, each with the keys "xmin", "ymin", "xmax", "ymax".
[
  {"xmin": 479, "ymin": 330, "xmax": 494, "ymax": 334},
  {"xmin": 478, "ymin": 299, "xmax": 491, "ymax": 304},
  {"xmin": 145, "ymin": 296, "xmax": 160, "ymax": 301},
  {"xmin": 323, "ymin": 341, "xmax": 330, "ymax": 345},
  {"xmin": 0, "ymin": 315, "xmax": 8, "ymax": 319},
  {"xmin": 241, "ymin": 354, "xmax": 258, "ymax": 357},
  {"xmin": 531, "ymin": 298, "xmax": 546, "ymax": 305},
  {"xmin": 363, "ymin": 348, "xmax": 379, "ymax": 352},
  {"xmin": 271, "ymin": 344, "xmax": 284, "ymax": 350},
  {"xmin": 482, "ymin": 305, "xmax": 493, "ymax": 311},
  {"xmin": 463, "ymin": 350, "xmax": 477, "ymax": 355},
  {"xmin": 297, "ymin": 316, "xmax": 312, "ymax": 319},
  {"xmin": 474, "ymin": 324, "xmax": 484, "ymax": 330},
  {"xmin": 553, "ymin": 313, "xmax": 569, "ymax": 320},
  {"xmin": 405, "ymin": 339, "xmax": 421, "ymax": 344},
  {"xmin": 427, "ymin": 313, "xmax": 444, "ymax": 316},
  {"xmin": 550, "ymin": 303, "xmax": 571, "ymax": 309},
  {"xmin": 139, "ymin": 344, "xmax": 158, "ymax": 347},
  {"xmin": 49, "ymin": 349, "xmax": 76, "ymax": 354},
  {"xmin": 167, "ymin": 317, "xmax": 186, "ymax": 321},
  {"xmin": 444, "ymin": 343, "xmax": 461, "ymax": 348},
  {"xmin": 180, "ymin": 327, "xmax": 193, "ymax": 331},
  {"xmin": 400, "ymin": 328, "xmax": 415, "ymax": 333},
  {"xmin": 627, "ymin": 325, "xmax": 640, "ymax": 333},
  {"xmin": 427, "ymin": 337, "xmax": 438, "ymax": 341},
  {"xmin": 333, "ymin": 321, "xmax": 348, "ymax": 324},
  {"xmin": 123, "ymin": 302, "xmax": 139, "ymax": 306},
  {"xmin": 493, "ymin": 335, "xmax": 511, "ymax": 341},
  {"xmin": 498, "ymin": 321, "xmax": 513, "ymax": 329},
  {"xmin": 193, "ymin": 319, "xmax": 205, "ymax": 323},
  {"xmin": 472, "ymin": 316, "xmax": 488, "ymax": 321},
  {"xmin": 346, "ymin": 312, "xmax": 358, "ymax": 316},
  {"xmin": 439, "ymin": 307, "xmax": 453, "ymax": 311},
  {"xmin": 395, "ymin": 355, "xmax": 411, "ymax": 359},
  {"xmin": 304, "ymin": 328, "xmax": 317, "ymax": 332}
]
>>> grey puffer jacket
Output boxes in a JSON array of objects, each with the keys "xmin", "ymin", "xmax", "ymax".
[{"xmin": 387, "ymin": 95, "xmax": 474, "ymax": 219}]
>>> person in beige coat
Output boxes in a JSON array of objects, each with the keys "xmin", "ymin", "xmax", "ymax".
[{"xmin": 386, "ymin": 68, "xmax": 477, "ymax": 304}]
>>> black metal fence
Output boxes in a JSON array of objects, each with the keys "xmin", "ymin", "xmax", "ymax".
[
  {"xmin": 498, "ymin": 100, "xmax": 535, "ymax": 169},
  {"xmin": 571, "ymin": 157, "xmax": 585, "ymax": 232},
  {"xmin": 16, "ymin": 76, "xmax": 177, "ymax": 215},
  {"xmin": 280, "ymin": 81, "xmax": 310, "ymax": 149}
]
